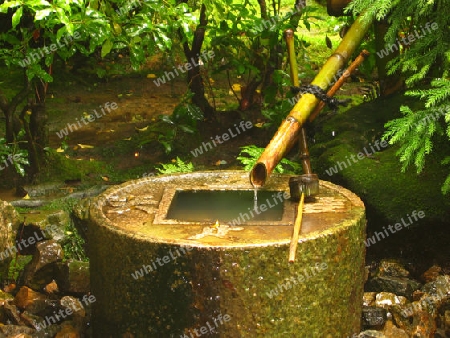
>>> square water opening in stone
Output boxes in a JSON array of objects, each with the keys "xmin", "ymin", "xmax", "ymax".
[{"xmin": 166, "ymin": 190, "xmax": 284, "ymax": 223}]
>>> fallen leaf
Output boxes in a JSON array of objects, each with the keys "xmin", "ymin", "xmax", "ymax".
[
  {"xmin": 123, "ymin": 137, "xmax": 132, "ymax": 141},
  {"xmin": 77, "ymin": 144, "xmax": 94, "ymax": 149},
  {"xmin": 135, "ymin": 125, "xmax": 149, "ymax": 132},
  {"xmin": 254, "ymin": 122, "xmax": 265, "ymax": 128},
  {"xmin": 56, "ymin": 147, "xmax": 65, "ymax": 153},
  {"xmin": 23, "ymin": 194, "xmax": 30, "ymax": 200},
  {"xmin": 101, "ymin": 176, "xmax": 110, "ymax": 182},
  {"xmin": 147, "ymin": 74, "xmax": 157, "ymax": 79},
  {"xmin": 232, "ymin": 83, "xmax": 241, "ymax": 91}
]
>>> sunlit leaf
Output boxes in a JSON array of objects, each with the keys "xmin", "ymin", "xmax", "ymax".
[{"xmin": 11, "ymin": 6, "xmax": 23, "ymax": 29}]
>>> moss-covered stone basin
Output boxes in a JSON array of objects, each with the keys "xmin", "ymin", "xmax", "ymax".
[{"xmin": 87, "ymin": 170, "xmax": 366, "ymax": 337}]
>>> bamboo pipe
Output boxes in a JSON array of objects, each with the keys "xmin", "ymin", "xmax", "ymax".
[
  {"xmin": 250, "ymin": 13, "xmax": 374, "ymax": 187},
  {"xmin": 285, "ymin": 29, "xmax": 312, "ymax": 175},
  {"xmin": 278, "ymin": 50, "xmax": 369, "ymax": 177}
]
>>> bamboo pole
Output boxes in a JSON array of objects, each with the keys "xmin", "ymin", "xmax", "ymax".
[
  {"xmin": 285, "ymin": 29, "xmax": 312, "ymax": 175},
  {"xmin": 289, "ymin": 192, "xmax": 305, "ymax": 262},
  {"xmin": 250, "ymin": 12, "xmax": 374, "ymax": 187}
]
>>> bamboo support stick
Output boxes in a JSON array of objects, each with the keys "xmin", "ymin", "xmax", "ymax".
[
  {"xmin": 289, "ymin": 192, "xmax": 305, "ymax": 262},
  {"xmin": 308, "ymin": 49, "xmax": 370, "ymax": 122}
]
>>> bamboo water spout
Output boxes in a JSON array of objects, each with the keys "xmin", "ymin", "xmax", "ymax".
[{"xmin": 250, "ymin": 13, "xmax": 374, "ymax": 187}]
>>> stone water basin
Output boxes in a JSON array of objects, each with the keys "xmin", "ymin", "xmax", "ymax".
[{"xmin": 87, "ymin": 170, "xmax": 366, "ymax": 337}]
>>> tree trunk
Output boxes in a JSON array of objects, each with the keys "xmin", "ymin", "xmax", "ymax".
[
  {"xmin": 259, "ymin": 0, "xmax": 305, "ymax": 97},
  {"xmin": 374, "ymin": 20, "xmax": 404, "ymax": 96},
  {"xmin": 26, "ymin": 79, "xmax": 49, "ymax": 178},
  {"xmin": 0, "ymin": 78, "xmax": 31, "ymax": 143},
  {"xmin": 179, "ymin": 3, "xmax": 214, "ymax": 120}
]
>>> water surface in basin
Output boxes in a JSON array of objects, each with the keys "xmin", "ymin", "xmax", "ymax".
[{"xmin": 166, "ymin": 190, "xmax": 284, "ymax": 222}]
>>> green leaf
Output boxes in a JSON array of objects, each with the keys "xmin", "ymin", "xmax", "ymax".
[
  {"xmin": 101, "ymin": 39, "xmax": 113, "ymax": 57},
  {"xmin": 158, "ymin": 139, "xmax": 172, "ymax": 154},
  {"xmin": 185, "ymin": 104, "xmax": 203, "ymax": 121},
  {"xmin": 178, "ymin": 125, "xmax": 195, "ymax": 133},
  {"xmin": 159, "ymin": 115, "xmax": 174, "ymax": 125},
  {"xmin": 35, "ymin": 8, "xmax": 53, "ymax": 21},
  {"xmin": 237, "ymin": 64, "xmax": 246, "ymax": 74},
  {"xmin": 26, "ymin": 64, "xmax": 53, "ymax": 82},
  {"xmin": 11, "ymin": 6, "xmax": 23, "ymax": 29},
  {"xmin": 0, "ymin": 1, "xmax": 20, "ymax": 13}
]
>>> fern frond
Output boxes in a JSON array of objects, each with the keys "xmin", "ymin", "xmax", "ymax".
[
  {"xmin": 156, "ymin": 157, "xmax": 194, "ymax": 174},
  {"xmin": 345, "ymin": 0, "xmax": 396, "ymax": 21},
  {"xmin": 384, "ymin": 103, "xmax": 447, "ymax": 173},
  {"xmin": 406, "ymin": 79, "xmax": 450, "ymax": 108}
]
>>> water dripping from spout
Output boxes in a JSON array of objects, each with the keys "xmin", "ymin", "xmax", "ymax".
[{"xmin": 253, "ymin": 187, "xmax": 258, "ymax": 212}]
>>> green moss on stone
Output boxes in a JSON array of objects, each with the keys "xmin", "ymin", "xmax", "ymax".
[{"xmin": 311, "ymin": 93, "xmax": 450, "ymax": 223}]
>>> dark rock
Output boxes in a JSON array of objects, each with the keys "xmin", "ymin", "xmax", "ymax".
[
  {"xmin": 33, "ymin": 323, "xmax": 62, "ymax": 338},
  {"xmin": 72, "ymin": 198, "xmax": 94, "ymax": 241},
  {"xmin": 72, "ymin": 198, "xmax": 91, "ymax": 222},
  {"xmin": 56, "ymin": 260, "xmax": 90, "ymax": 294},
  {"xmin": 13, "ymin": 287, "xmax": 48, "ymax": 314},
  {"xmin": 20, "ymin": 310, "xmax": 45, "ymax": 330},
  {"xmin": 4, "ymin": 301, "xmax": 23, "ymax": 325},
  {"xmin": 64, "ymin": 184, "xmax": 109, "ymax": 200},
  {"xmin": 411, "ymin": 310, "xmax": 437, "ymax": 337},
  {"xmin": 60, "ymin": 296, "xmax": 86, "ymax": 317},
  {"xmin": 421, "ymin": 275, "xmax": 450, "ymax": 298},
  {"xmin": 377, "ymin": 260, "xmax": 409, "ymax": 278},
  {"xmin": 45, "ymin": 210, "xmax": 70, "ymax": 241},
  {"xmin": 366, "ymin": 275, "xmax": 421, "ymax": 299},
  {"xmin": 18, "ymin": 210, "xmax": 69, "ymax": 241},
  {"xmin": 0, "ymin": 324, "xmax": 35, "ymax": 336},
  {"xmin": 363, "ymin": 292, "xmax": 377, "ymax": 306},
  {"xmin": 21, "ymin": 240, "xmax": 64, "ymax": 289},
  {"xmin": 14, "ymin": 224, "xmax": 47, "ymax": 256},
  {"xmin": 445, "ymin": 309, "xmax": 450, "ymax": 330},
  {"xmin": 362, "ymin": 306, "xmax": 387, "ymax": 329},
  {"xmin": 23, "ymin": 183, "xmax": 65, "ymax": 198},
  {"xmin": 358, "ymin": 329, "xmax": 386, "ymax": 337},
  {"xmin": 10, "ymin": 200, "xmax": 48, "ymax": 208},
  {"xmin": 374, "ymin": 292, "xmax": 406, "ymax": 308},
  {"xmin": 382, "ymin": 320, "xmax": 408, "ymax": 338},
  {"xmin": 421, "ymin": 265, "xmax": 442, "ymax": 283},
  {"xmin": 55, "ymin": 322, "xmax": 81, "ymax": 338},
  {"xmin": 434, "ymin": 329, "xmax": 447, "ymax": 338},
  {"xmin": 392, "ymin": 291, "xmax": 442, "ymax": 336}
]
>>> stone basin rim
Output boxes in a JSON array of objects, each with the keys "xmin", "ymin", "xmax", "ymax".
[{"xmin": 89, "ymin": 170, "xmax": 365, "ymax": 248}]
